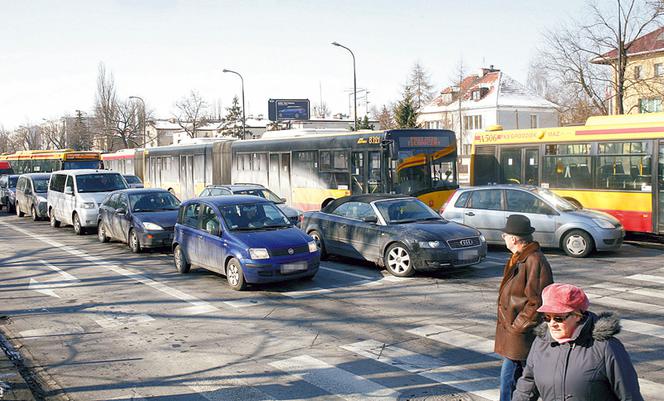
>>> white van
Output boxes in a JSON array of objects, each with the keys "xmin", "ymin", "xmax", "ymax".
[{"xmin": 48, "ymin": 170, "xmax": 128, "ymax": 234}]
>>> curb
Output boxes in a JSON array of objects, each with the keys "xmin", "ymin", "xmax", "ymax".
[{"xmin": 0, "ymin": 326, "xmax": 35, "ymax": 401}]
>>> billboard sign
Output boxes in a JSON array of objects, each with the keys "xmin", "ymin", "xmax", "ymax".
[{"xmin": 268, "ymin": 99, "xmax": 310, "ymax": 121}]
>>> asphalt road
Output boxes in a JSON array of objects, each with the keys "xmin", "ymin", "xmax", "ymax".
[{"xmin": 1, "ymin": 213, "xmax": 663, "ymax": 401}]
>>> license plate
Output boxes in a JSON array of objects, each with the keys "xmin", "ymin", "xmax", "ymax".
[
  {"xmin": 458, "ymin": 249, "xmax": 478, "ymax": 260},
  {"xmin": 281, "ymin": 262, "xmax": 308, "ymax": 274}
]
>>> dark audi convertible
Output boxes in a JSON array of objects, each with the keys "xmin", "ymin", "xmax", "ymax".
[{"xmin": 303, "ymin": 195, "xmax": 487, "ymax": 277}]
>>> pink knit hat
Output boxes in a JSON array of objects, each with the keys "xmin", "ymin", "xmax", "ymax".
[{"xmin": 537, "ymin": 283, "xmax": 590, "ymax": 314}]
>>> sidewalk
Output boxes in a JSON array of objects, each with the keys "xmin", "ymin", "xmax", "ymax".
[{"xmin": 0, "ymin": 328, "xmax": 35, "ymax": 401}]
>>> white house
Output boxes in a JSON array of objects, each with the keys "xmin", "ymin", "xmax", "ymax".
[{"xmin": 418, "ymin": 67, "xmax": 559, "ymax": 156}]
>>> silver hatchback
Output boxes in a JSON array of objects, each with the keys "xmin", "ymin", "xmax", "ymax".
[{"xmin": 441, "ymin": 185, "xmax": 624, "ymax": 257}]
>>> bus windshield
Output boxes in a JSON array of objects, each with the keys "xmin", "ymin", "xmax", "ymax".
[
  {"xmin": 391, "ymin": 134, "xmax": 457, "ymax": 195},
  {"xmin": 64, "ymin": 160, "xmax": 100, "ymax": 170}
]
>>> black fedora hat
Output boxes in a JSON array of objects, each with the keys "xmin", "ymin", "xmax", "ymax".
[{"xmin": 502, "ymin": 214, "xmax": 536, "ymax": 236}]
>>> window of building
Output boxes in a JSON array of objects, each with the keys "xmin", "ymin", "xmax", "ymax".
[
  {"xmin": 655, "ymin": 63, "xmax": 664, "ymax": 77},
  {"xmin": 639, "ymin": 98, "xmax": 663, "ymax": 113},
  {"xmin": 634, "ymin": 65, "xmax": 642, "ymax": 80},
  {"xmin": 471, "ymin": 90, "xmax": 481, "ymax": 100},
  {"xmin": 463, "ymin": 115, "xmax": 483, "ymax": 130},
  {"xmin": 530, "ymin": 114, "xmax": 539, "ymax": 129}
]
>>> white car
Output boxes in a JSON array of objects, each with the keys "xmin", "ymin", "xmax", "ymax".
[{"xmin": 48, "ymin": 169, "xmax": 128, "ymax": 235}]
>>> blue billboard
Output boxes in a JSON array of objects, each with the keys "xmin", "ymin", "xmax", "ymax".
[{"xmin": 268, "ymin": 99, "xmax": 310, "ymax": 121}]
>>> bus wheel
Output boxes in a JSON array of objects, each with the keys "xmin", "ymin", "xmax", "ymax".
[{"xmin": 562, "ymin": 230, "xmax": 594, "ymax": 258}]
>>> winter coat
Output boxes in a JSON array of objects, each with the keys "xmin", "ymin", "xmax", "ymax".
[
  {"xmin": 512, "ymin": 311, "xmax": 643, "ymax": 401},
  {"xmin": 494, "ymin": 242, "xmax": 553, "ymax": 361}
]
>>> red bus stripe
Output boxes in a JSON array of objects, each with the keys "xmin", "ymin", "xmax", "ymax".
[
  {"xmin": 576, "ymin": 126, "xmax": 664, "ymax": 135},
  {"xmin": 593, "ymin": 208, "xmax": 652, "ymax": 232}
]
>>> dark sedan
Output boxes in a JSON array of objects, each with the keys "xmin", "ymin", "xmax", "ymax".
[
  {"xmin": 303, "ymin": 195, "xmax": 487, "ymax": 277},
  {"xmin": 97, "ymin": 188, "xmax": 180, "ymax": 253}
]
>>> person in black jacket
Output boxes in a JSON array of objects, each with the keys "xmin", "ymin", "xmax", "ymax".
[{"xmin": 512, "ymin": 283, "xmax": 643, "ymax": 401}]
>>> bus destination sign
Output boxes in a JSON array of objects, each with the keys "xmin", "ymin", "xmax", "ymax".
[{"xmin": 398, "ymin": 136, "xmax": 449, "ymax": 148}]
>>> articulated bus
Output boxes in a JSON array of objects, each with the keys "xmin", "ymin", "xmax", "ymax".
[
  {"xmin": 0, "ymin": 150, "xmax": 102, "ymax": 174},
  {"xmin": 103, "ymin": 129, "xmax": 458, "ymax": 210},
  {"xmin": 470, "ymin": 112, "xmax": 664, "ymax": 234},
  {"xmin": 102, "ymin": 148, "xmax": 145, "ymax": 178}
]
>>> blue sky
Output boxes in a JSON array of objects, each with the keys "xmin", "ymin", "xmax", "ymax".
[{"xmin": 0, "ymin": 0, "xmax": 588, "ymax": 129}]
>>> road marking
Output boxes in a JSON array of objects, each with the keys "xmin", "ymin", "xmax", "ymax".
[
  {"xmin": 19, "ymin": 325, "xmax": 85, "ymax": 338},
  {"xmin": 621, "ymin": 320, "xmax": 664, "ymax": 340},
  {"xmin": 638, "ymin": 378, "xmax": 664, "ymax": 400},
  {"xmin": 0, "ymin": 221, "xmax": 220, "ymax": 314},
  {"xmin": 223, "ymin": 299, "xmax": 264, "ymax": 308},
  {"xmin": 319, "ymin": 266, "xmax": 378, "ymax": 280},
  {"xmin": 270, "ymin": 355, "xmax": 400, "ymax": 401},
  {"xmin": 39, "ymin": 259, "xmax": 79, "ymax": 282},
  {"xmin": 342, "ymin": 340, "xmax": 499, "ymax": 400},
  {"xmin": 28, "ymin": 278, "xmax": 61, "ymax": 298},
  {"xmin": 586, "ymin": 293, "xmax": 664, "ymax": 313},
  {"xmin": 590, "ymin": 283, "xmax": 664, "ymax": 300},
  {"xmin": 280, "ymin": 287, "xmax": 334, "ymax": 299},
  {"xmin": 94, "ymin": 313, "xmax": 155, "ymax": 329},
  {"xmin": 408, "ymin": 325, "xmax": 498, "ymax": 357},
  {"xmin": 175, "ymin": 303, "xmax": 220, "ymax": 315},
  {"xmin": 486, "ymin": 256, "xmax": 506, "ymax": 263},
  {"xmin": 187, "ymin": 380, "xmax": 277, "ymax": 401},
  {"xmin": 626, "ymin": 274, "xmax": 664, "ymax": 285}
]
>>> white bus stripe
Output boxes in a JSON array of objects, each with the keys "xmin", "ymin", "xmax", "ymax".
[
  {"xmin": 342, "ymin": 340, "xmax": 499, "ymax": 400},
  {"xmin": 269, "ymin": 355, "xmax": 399, "ymax": 401}
]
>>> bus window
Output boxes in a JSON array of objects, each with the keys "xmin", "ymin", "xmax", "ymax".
[
  {"xmin": 368, "ymin": 151, "xmax": 381, "ymax": 193},
  {"xmin": 351, "ymin": 152, "xmax": 365, "ymax": 194},
  {"xmin": 293, "ymin": 151, "xmax": 318, "ymax": 188},
  {"xmin": 596, "ymin": 141, "xmax": 651, "ymax": 190},
  {"xmin": 542, "ymin": 144, "xmax": 591, "ymax": 189},
  {"xmin": 500, "ymin": 148, "xmax": 522, "ymax": 184}
]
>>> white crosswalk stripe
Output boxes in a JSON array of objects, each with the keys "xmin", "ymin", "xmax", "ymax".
[
  {"xmin": 590, "ymin": 282, "xmax": 664, "ymax": 300},
  {"xmin": 342, "ymin": 339, "xmax": 499, "ymax": 400},
  {"xmin": 269, "ymin": 355, "xmax": 400, "ymax": 401},
  {"xmin": 627, "ymin": 274, "xmax": 664, "ymax": 285},
  {"xmin": 586, "ymin": 293, "xmax": 664, "ymax": 313}
]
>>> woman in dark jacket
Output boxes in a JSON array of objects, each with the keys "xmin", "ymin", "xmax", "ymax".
[{"xmin": 512, "ymin": 283, "xmax": 643, "ymax": 401}]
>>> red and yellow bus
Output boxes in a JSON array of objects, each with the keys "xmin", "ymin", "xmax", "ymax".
[
  {"xmin": 0, "ymin": 149, "xmax": 102, "ymax": 174},
  {"xmin": 470, "ymin": 112, "xmax": 664, "ymax": 234}
]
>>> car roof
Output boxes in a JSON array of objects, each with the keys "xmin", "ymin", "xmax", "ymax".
[
  {"xmin": 457, "ymin": 184, "xmax": 539, "ymax": 192},
  {"xmin": 204, "ymin": 183, "xmax": 266, "ymax": 191},
  {"xmin": 19, "ymin": 173, "xmax": 51, "ymax": 179},
  {"xmin": 184, "ymin": 195, "xmax": 270, "ymax": 207},
  {"xmin": 51, "ymin": 169, "xmax": 121, "ymax": 176},
  {"xmin": 322, "ymin": 194, "xmax": 410, "ymax": 212},
  {"xmin": 111, "ymin": 188, "xmax": 170, "ymax": 195}
]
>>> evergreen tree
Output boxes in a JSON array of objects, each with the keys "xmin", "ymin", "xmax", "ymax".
[
  {"xmin": 408, "ymin": 61, "xmax": 435, "ymax": 110},
  {"xmin": 393, "ymin": 87, "xmax": 419, "ymax": 128},
  {"xmin": 357, "ymin": 115, "xmax": 374, "ymax": 130},
  {"xmin": 70, "ymin": 110, "xmax": 93, "ymax": 150},
  {"xmin": 221, "ymin": 96, "xmax": 244, "ymax": 138}
]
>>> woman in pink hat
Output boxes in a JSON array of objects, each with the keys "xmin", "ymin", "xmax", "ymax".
[{"xmin": 512, "ymin": 283, "xmax": 643, "ymax": 401}]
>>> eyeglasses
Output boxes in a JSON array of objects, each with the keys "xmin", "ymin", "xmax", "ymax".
[{"xmin": 543, "ymin": 313, "xmax": 576, "ymax": 323}]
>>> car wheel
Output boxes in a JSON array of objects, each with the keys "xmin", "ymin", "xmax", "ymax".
[
  {"xmin": 50, "ymin": 210, "xmax": 61, "ymax": 228},
  {"xmin": 129, "ymin": 229, "xmax": 141, "ymax": 253},
  {"xmin": 384, "ymin": 242, "xmax": 415, "ymax": 277},
  {"xmin": 31, "ymin": 206, "xmax": 39, "ymax": 221},
  {"xmin": 16, "ymin": 204, "xmax": 24, "ymax": 217},
  {"xmin": 562, "ymin": 230, "xmax": 594, "ymax": 258},
  {"xmin": 226, "ymin": 258, "xmax": 247, "ymax": 291},
  {"xmin": 98, "ymin": 221, "xmax": 110, "ymax": 243},
  {"xmin": 73, "ymin": 213, "xmax": 86, "ymax": 235},
  {"xmin": 308, "ymin": 230, "xmax": 328, "ymax": 260},
  {"xmin": 174, "ymin": 245, "xmax": 191, "ymax": 273}
]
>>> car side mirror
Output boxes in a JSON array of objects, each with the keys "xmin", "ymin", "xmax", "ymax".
[
  {"xmin": 116, "ymin": 208, "xmax": 127, "ymax": 215},
  {"xmin": 363, "ymin": 215, "xmax": 378, "ymax": 224},
  {"xmin": 65, "ymin": 187, "xmax": 73, "ymax": 195},
  {"xmin": 279, "ymin": 197, "xmax": 287, "ymax": 203}
]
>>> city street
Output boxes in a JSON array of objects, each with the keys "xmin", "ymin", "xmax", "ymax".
[{"xmin": 1, "ymin": 213, "xmax": 664, "ymax": 401}]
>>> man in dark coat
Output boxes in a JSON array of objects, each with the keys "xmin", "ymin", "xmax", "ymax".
[{"xmin": 495, "ymin": 214, "xmax": 554, "ymax": 401}]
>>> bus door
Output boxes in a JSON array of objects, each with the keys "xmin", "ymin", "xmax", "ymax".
[
  {"xmin": 500, "ymin": 147, "xmax": 539, "ymax": 186},
  {"xmin": 180, "ymin": 155, "xmax": 194, "ymax": 199},
  {"xmin": 368, "ymin": 151, "xmax": 382, "ymax": 193},
  {"xmin": 269, "ymin": 153, "xmax": 292, "ymax": 203},
  {"xmin": 351, "ymin": 151, "xmax": 366, "ymax": 194},
  {"xmin": 658, "ymin": 142, "xmax": 664, "ymax": 233}
]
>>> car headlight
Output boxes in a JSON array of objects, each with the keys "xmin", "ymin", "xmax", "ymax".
[
  {"xmin": 480, "ymin": 235, "xmax": 486, "ymax": 243},
  {"xmin": 418, "ymin": 240, "xmax": 443, "ymax": 248},
  {"xmin": 308, "ymin": 241, "xmax": 317, "ymax": 253},
  {"xmin": 593, "ymin": 218, "xmax": 615, "ymax": 229},
  {"xmin": 142, "ymin": 222, "xmax": 163, "ymax": 231},
  {"xmin": 249, "ymin": 248, "xmax": 270, "ymax": 259},
  {"xmin": 80, "ymin": 202, "xmax": 96, "ymax": 209}
]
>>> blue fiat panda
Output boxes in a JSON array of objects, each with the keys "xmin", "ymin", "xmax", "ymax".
[{"xmin": 173, "ymin": 195, "xmax": 319, "ymax": 290}]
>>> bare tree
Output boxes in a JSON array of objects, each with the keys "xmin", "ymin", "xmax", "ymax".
[
  {"xmin": 450, "ymin": 58, "xmax": 467, "ymax": 154},
  {"xmin": 407, "ymin": 61, "xmax": 436, "ymax": 110},
  {"xmin": 93, "ymin": 63, "xmax": 118, "ymax": 150},
  {"xmin": 41, "ymin": 119, "xmax": 67, "ymax": 149},
  {"xmin": 313, "ymin": 102, "xmax": 331, "ymax": 118},
  {"xmin": 174, "ymin": 90, "xmax": 210, "ymax": 137},
  {"xmin": 372, "ymin": 105, "xmax": 395, "ymax": 130},
  {"xmin": 0, "ymin": 126, "xmax": 11, "ymax": 153},
  {"xmin": 536, "ymin": 0, "xmax": 664, "ymax": 115},
  {"xmin": 13, "ymin": 124, "xmax": 42, "ymax": 150}
]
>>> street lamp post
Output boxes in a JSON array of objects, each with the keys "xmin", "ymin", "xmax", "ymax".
[
  {"xmin": 332, "ymin": 41, "xmax": 357, "ymax": 130},
  {"xmin": 128, "ymin": 96, "xmax": 147, "ymax": 147},
  {"xmin": 222, "ymin": 69, "xmax": 246, "ymax": 139}
]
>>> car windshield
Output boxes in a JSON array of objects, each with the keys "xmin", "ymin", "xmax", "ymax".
[
  {"xmin": 33, "ymin": 178, "xmax": 49, "ymax": 193},
  {"xmin": 8, "ymin": 176, "xmax": 18, "ymax": 187},
  {"xmin": 534, "ymin": 188, "xmax": 579, "ymax": 211},
  {"xmin": 129, "ymin": 192, "xmax": 180, "ymax": 212},
  {"xmin": 75, "ymin": 174, "xmax": 128, "ymax": 193},
  {"xmin": 375, "ymin": 198, "xmax": 442, "ymax": 223},
  {"xmin": 233, "ymin": 188, "xmax": 283, "ymax": 203},
  {"xmin": 219, "ymin": 202, "xmax": 290, "ymax": 231},
  {"xmin": 124, "ymin": 175, "xmax": 142, "ymax": 184}
]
